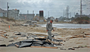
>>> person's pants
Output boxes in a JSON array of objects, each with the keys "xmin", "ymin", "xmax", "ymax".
[{"xmin": 47, "ymin": 31, "xmax": 52, "ymax": 40}]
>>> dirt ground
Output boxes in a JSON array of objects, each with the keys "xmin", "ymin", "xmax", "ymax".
[
  {"xmin": 0, "ymin": 19, "xmax": 90, "ymax": 52},
  {"xmin": 0, "ymin": 47, "xmax": 90, "ymax": 52}
]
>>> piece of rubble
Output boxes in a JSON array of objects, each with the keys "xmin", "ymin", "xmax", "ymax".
[
  {"xmin": 34, "ymin": 37, "xmax": 46, "ymax": 41},
  {"xmin": 0, "ymin": 44, "xmax": 6, "ymax": 47},
  {"xmin": 20, "ymin": 39, "xmax": 41, "ymax": 43},
  {"xmin": 73, "ymin": 47, "xmax": 79, "ymax": 49},
  {"xmin": 78, "ymin": 46, "xmax": 84, "ymax": 48},
  {"xmin": 7, "ymin": 42, "xmax": 19, "ymax": 47},
  {"xmin": 21, "ymin": 35, "xmax": 26, "ymax": 37},
  {"xmin": 1, "ymin": 34, "xmax": 8, "ymax": 38},
  {"xmin": 85, "ymin": 34, "xmax": 90, "ymax": 35},
  {"xmin": 68, "ymin": 48, "xmax": 75, "ymax": 50},
  {"xmin": 15, "ymin": 43, "xmax": 32, "ymax": 48},
  {"xmin": 9, "ymin": 40, "xmax": 14, "ymax": 42},
  {"xmin": 46, "ymin": 39, "xmax": 63, "ymax": 45},
  {"xmin": 60, "ymin": 47, "xmax": 66, "ymax": 50},
  {"xmin": 84, "ymin": 31, "xmax": 90, "ymax": 35},
  {"xmin": 43, "ymin": 43, "xmax": 54, "ymax": 47},
  {"xmin": 3, "ymin": 34, "xmax": 7, "ymax": 36},
  {"xmin": 14, "ymin": 32, "xmax": 21, "ymax": 35},
  {"xmin": 53, "ymin": 39, "xmax": 63, "ymax": 42}
]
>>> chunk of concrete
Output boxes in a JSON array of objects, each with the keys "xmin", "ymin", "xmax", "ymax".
[
  {"xmin": 21, "ymin": 35, "xmax": 26, "ymax": 37},
  {"xmin": 68, "ymin": 48, "xmax": 75, "ymax": 50},
  {"xmin": 0, "ymin": 44, "xmax": 6, "ymax": 47},
  {"xmin": 18, "ymin": 43, "xmax": 32, "ymax": 48},
  {"xmin": 9, "ymin": 40, "xmax": 14, "ymax": 42},
  {"xmin": 14, "ymin": 32, "xmax": 21, "ymax": 35},
  {"xmin": 3, "ymin": 34, "xmax": 7, "ymax": 36}
]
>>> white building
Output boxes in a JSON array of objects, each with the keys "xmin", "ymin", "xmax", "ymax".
[
  {"xmin": 0, "ymin": 8, "xmax": 7, "ymax": 17},
  {"xmin": 8, "ymin": 9, "xmax": 19, "ymax": 19}
]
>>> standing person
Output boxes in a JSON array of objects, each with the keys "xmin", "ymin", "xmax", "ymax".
[{"xmin": 46, "ymin": 20, "xmax": 54, "ymax": 41}]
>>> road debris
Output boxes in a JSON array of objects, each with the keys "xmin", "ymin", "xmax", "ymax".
[
  {"xmin": 68, "ymin": 48, "xmax": 75, "ymax": 50},
  {"xmin": 0, "ymin": 44, "xmax": 6, "ymax": 47}
]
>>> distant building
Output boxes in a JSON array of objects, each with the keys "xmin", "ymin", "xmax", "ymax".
[
  {"xmin": 50, "ymin": 17, "xmax": 55, "ymax": 20},
  {"xmin": 47, "ymin": 17, "xmax": 50, "ymax": 22},
  {"xmin": 47, "ymin": 17, "xmax": 55, "ymax": 22},
  {"xmin": 39, "ymin": 10, "xmax": 45, "ymax": 22},
  {"xmin": 57, "ymin": 16, "xmax": 65, "ymax": 21},
  {"xmin": 75, "ymin": 13, "xmax": 90, "ymax": 18},
  {"xmin": 19, "ymin": 14, "xmax": 35, "ymax": 20},
  {"xmin": 64, "ymin": 20, "xmax": 71, "ymax": 22},
  {"xmin": 0, "ymin": 8, "xmax": 46, "ymax": 21},
  {"xmin": 39, "ymin": 10, "xmax": 44, "ymax": 17},
  {"xmin": 0, "ymin": 8, "xmax": 7, "ymax": 17},
  {"xmin": 55, "ymin": 18, "xmax": 58, "ymax": 22},
  {"xmin": 36, "ymin": 14, "xmax": 39, "ymax": 17},
  {"xmin": 8, "ymin": 9, "xmax": 19, "ymax": 19},
  {"xmin": 34, "ymin": 14, "xmax": 39, "ymax": 21}
]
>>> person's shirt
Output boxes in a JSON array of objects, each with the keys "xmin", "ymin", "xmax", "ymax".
[{"xmin": 46, "ymin": 21, "xmax": 53, "ymax": 31}]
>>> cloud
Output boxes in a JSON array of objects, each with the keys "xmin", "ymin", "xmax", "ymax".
[{"xmin": 0, "ymin": 0, "xmax": 90, "ymax": 18}]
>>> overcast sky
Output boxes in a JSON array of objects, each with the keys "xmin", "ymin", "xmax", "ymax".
[{"xmin": 0, "ymin": 0, "xmax": 90, "ymax": 18}]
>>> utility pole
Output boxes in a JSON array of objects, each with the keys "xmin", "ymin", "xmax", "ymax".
[
  {"xmin": 74, "ymin": 12, "xmax": 75, "ymax": 17},
  {"xmin": 63, "ymin": 10, "xmax": 64, "ymax": 17},
  {"xmin": 48, "ymin": 11, "xmax": 49, "ymax": 18},
  {"xmin": 66, "ymin": 6, "xmax": 69, "ymax": 19},
  {"xmin": 70, "ymin": 12, "xmax": 71, "ymax": 18},
  {"xmin": 80, "ymin": 0, "xmax": 82, "ymax": 17},
  {"xmin": 7, "ymin": 2, "xmax": 9, "ymax": 18},
  {"xmin": 80, "ymin": 0, "xmax": 82, "ymax": 33},
  {"xmin": 89, "ymin": 0, "xmax": 90, "ymax": 17},
  {"xmin": 27, "ymin": 10, "xmax": 29, "ymax": 14},
  {"xmin": 33, "ymin": 10, "xmax": 34, "ymax": 15},
  {"xmin": 33, "ymin": 10, "xmax": 34, "ymax": 20}
]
